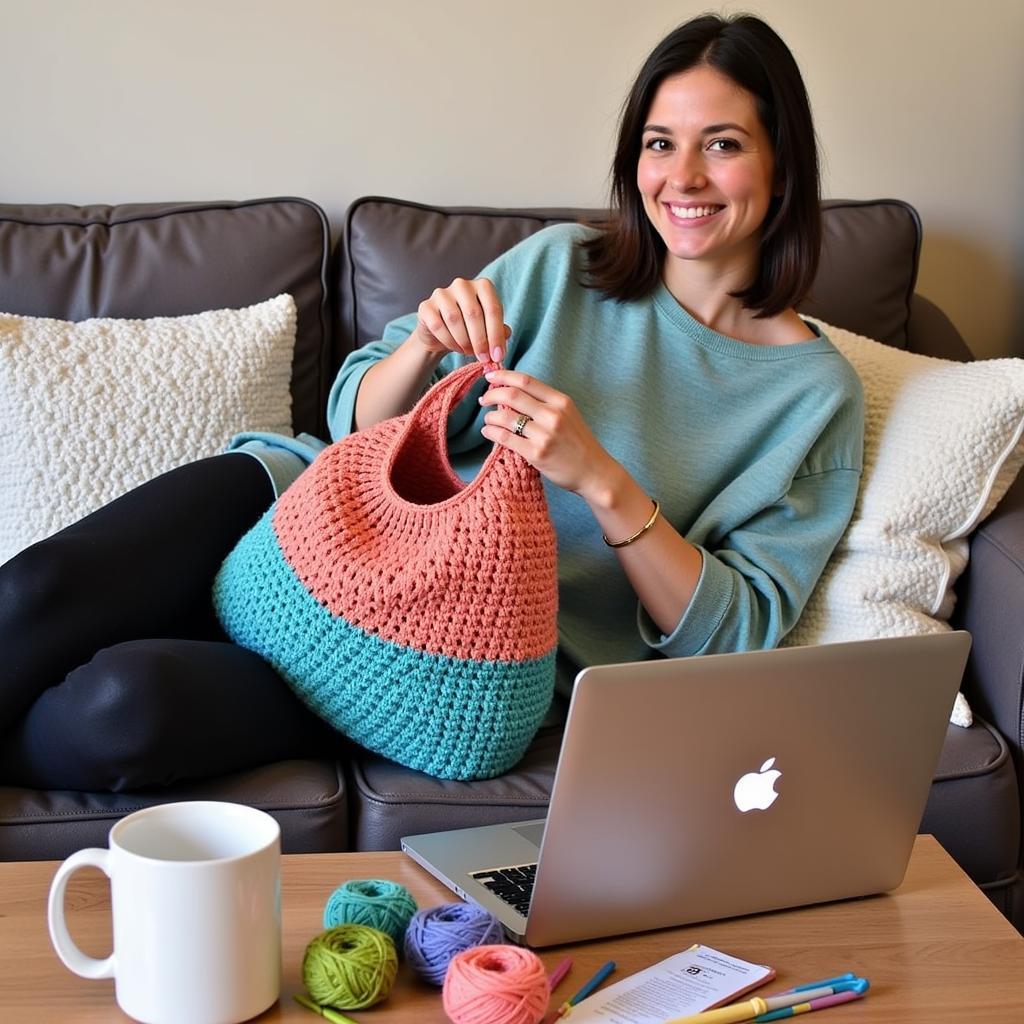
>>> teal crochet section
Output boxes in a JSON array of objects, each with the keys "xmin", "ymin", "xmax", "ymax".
[{"xmin": 213, "ymin": 510, "xmax": 556, "ymax": 780}]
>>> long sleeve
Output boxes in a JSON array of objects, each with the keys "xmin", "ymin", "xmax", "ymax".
[{"xmin": 639, "ymin": 466, "xmax": 862, "ymax": 656}]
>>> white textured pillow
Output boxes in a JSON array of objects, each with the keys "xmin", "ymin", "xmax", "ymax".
[
  {"xmin": 784, "ymin": 320, "xmax": 1024, "ymax": 727},
  {"xmin": 0, "ymin": 294, "xmax": 295, "ymax": 565}
]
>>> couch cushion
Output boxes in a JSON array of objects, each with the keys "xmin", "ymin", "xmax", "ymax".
[
  {"xmin": 783, "ymin": 322, "xmax": 1024, "ymax": 728},
  {"xmin": 0, "ymin": 198, "xmax": 331, "ymax": 437},
  {"xmin": 349, "ymin": 725, "xmax": 563, "ymax": 851},
  {"xmin": 335, "ymin": 196, "xmax": 923, "ymax": 360},
  {"xmin": 335, "ymin": 199, "xmax": 595, "ymax": 362},
  {"xmin": 802, "ymin": 199, "xmax": 921, "ymax": 348},
  {"xmin": 0, "ymin": 759, "xmax": 349, "ymax": 860},
  {"xmin": 0, "ymin": 295, "xmax": 296, "ymax": 563}
]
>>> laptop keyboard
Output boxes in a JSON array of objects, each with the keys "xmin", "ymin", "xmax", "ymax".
[{"xmin": 470, "ymin": 863, "xmax": 538, "ymax": 916}]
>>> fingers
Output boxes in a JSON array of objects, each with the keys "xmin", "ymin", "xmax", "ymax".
[
  {"xmin": 479, "ymin": 376, "xmax": 568, "ymax": 445},
  {"xmin": 477, "ymin": 373, "xmax": 612, "ymax": 498},
  {"xmin": 479, "ymin": 395, "xmax": 544, "ymax": 432},
  {"xmin": 481, "ymin": 409, "xmax": 538, "ymax": 452},
  {"xmin": 481, "ymin": 369, "xmax": 566, "ymax": 410},
  {"xmin": 415, "ymin": 278, "xmax": 509, "ymax": 361}
]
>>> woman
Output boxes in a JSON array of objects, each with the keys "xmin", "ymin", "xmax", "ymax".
[
  {"xmin": 0, "ymin": 13, "xmax": 862, "ymax": 788},
  {"xmin": 326, "ymin": 12, "xmax": 863, "ymax": 697}
]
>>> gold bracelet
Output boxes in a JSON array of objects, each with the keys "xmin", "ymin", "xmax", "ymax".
[{"xmin": 602, "ymin": 499, "xmax": 661, "ymax": 549}]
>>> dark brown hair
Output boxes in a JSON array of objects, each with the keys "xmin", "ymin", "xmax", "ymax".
[{"xmin": 580, "ymin": 13, "xmax": 821, "ymax": 318}]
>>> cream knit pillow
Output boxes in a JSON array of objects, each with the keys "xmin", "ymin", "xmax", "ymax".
[
  {"xmin": 784, "ymin": 321, "xmax": 1024, "ymax": 726},
  {"xmin": 0, "ymin": 294, "xmax": 295, "ymax": 565}
]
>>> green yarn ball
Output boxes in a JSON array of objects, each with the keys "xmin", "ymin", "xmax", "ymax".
[
  {"xmin": 302, "ymin": 924, "xmax": 398, "ymax": 1010},
  {"xmin": 322, "ymin": 878, "xmax": 418, "ymax": 948}
]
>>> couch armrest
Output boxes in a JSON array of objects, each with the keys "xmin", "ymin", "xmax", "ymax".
[{"xmin": 955, "ymin": 469, "xmax": 1024, "ymax": 770}]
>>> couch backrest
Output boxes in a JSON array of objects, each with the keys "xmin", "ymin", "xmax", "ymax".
[
  {"xmin": 0, "ymin": 195, "xmax": 967, "ymax": 448},
  {"xmin": 0, "ymin": 198, "xmax": 332, "ymax": 437},
  {"xmin": 335, "ymin": 196, "xmax": 937, "ymax": 367}
]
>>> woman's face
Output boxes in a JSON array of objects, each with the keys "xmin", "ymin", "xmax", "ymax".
[{"xmin": 637, "ymin": 65, "xmax": 777, "ymax": 286}]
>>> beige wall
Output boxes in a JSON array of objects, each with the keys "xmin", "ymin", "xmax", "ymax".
[{"xmin": 4, "ymin": 0, "xmax": 1022, "ymax": 358}]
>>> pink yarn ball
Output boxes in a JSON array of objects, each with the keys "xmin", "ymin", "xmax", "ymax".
[{"xmin": 442, "ymin": 944, "xmax": 549, "ymax": 1024}]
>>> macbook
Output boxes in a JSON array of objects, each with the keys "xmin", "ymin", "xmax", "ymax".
[{"xmin": 401, "ymin": 632, "xmax": 971, "ymax": 946}]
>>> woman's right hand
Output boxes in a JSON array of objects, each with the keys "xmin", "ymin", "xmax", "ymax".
[{"xmin": 412, "ymin": 277, "xmax": 511, "ymax": 363}]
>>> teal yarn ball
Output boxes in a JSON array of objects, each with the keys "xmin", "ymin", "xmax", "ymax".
[{"xmin": 323, "ymin": 878, "xmax": 418, "ymax": 948}]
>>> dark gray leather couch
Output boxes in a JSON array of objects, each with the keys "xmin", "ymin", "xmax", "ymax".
[{"xmin": 1, "ymin": 196, "xmax": 1021, "ymax": 934}]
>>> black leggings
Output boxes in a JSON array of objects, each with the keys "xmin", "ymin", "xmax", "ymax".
[{"xmin": 0, "ymin": 453, "xmax": 333, "ymax": 791}]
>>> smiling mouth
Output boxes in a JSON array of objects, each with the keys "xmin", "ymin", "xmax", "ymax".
[{"xmin": 667, "ymin": 203, "xmax": 724, "ymax": 220}]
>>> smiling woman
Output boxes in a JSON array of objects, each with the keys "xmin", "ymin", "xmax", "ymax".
[
  {"xmin": 333, "ymin": 14, "xmax": 866, "ymax": 707},
  {"xmin": 582, "ymin": 13, "xmax": 822, "ymax": 333},
  {"xmin": 637, "ymin": 67, "xmax": 780, "ymax": 316}
]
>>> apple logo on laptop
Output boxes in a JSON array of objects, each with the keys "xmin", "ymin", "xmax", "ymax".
[{"xmin": 733, "ymin": 757, "xmax": 782, "ymax": 812}]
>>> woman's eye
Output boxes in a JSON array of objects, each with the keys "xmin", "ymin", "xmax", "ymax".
[
  {"xmin": 644, "ymin": 137, "xmax": 672, "ymax": 152},
  {"xmin": 708, "ymin": 138, "xmax": 741, "ymax": 153}
]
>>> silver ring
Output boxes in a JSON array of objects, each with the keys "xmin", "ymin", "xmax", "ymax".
[{"xmin": 513, "ymin": 413, "xmax": 530, "ymax": 437}]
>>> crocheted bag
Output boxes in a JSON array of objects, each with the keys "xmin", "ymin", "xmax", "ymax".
[{"xmin": 213, "ymin": 361, "xmax": 558, "ymax": 780}]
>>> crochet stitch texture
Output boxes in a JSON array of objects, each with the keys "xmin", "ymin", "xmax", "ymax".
[{"xmin": 214, "ymin": 361, "xmax": 558, "ymax": 779}]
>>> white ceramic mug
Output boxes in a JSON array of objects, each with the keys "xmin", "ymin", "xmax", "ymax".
[{"xmin": 47, "ymin": 800, "xmax": 281, "ymax": 1024}]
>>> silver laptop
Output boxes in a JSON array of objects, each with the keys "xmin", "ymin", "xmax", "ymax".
[{"xmin": 402, "ymin": 631, "xmax": 971, "ymax": 947}]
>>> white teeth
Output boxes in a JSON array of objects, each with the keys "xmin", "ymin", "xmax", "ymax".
[{"xmin": 669, "ymin": 205, "xmax": 719, "ymax": 219}]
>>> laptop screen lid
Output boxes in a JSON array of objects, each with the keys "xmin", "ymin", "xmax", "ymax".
[
  {"xmin": 522, "ymin": 631, "xmax": 970, "ymax": 946},
  {"xmin": 402, "ymin": 632, "xmax": 970, "ymax": 947}
]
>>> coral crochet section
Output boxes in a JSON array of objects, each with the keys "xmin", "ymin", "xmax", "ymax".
[{"xmin": 273, "ymin": 370, "xmax": 558, "ymax": 664}]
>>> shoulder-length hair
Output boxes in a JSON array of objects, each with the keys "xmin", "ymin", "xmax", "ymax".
[{"xmin": 580, "ymin": 13, "xmax": 821, "ymax": 318}]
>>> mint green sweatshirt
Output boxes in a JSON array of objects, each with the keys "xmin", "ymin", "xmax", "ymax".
[{"xmin": 232, "ymin": 223, "xmax": 863, "ymax": 697}]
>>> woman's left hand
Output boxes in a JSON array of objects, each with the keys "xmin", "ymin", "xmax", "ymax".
[{"xmin": 479, "ymin": 369, "xmax": 622, "ymax": 502}]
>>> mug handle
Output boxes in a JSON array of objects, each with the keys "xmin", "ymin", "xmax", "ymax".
[{"xmin": 47, "ymin": 848, "xmax": 115, "ymax": 979}]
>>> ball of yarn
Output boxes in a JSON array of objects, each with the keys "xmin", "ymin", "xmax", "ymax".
[
  {"xmin": 302, "ymin": 924, "xmax": 398, "ymax": 1010},
  {"xmin": 323, "ymin": 878, "xmax": 418, "ymax": 947},
  {"xmin": 442, "ymin": 944, "xmax": 549, "ymax": 1024},
  {"xmin": 405, "ymin": 902, "xmax": 506, "ymax": 985}
]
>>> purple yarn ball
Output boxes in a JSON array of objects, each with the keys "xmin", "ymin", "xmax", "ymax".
[{"xmin": 404, "ymin": 902, "xmax": 506, "ymax": 985}]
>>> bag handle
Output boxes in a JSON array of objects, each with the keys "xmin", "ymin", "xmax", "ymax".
[
  {"xmin": 384, "ymin": 359, "xmax": 524, "ymax": 507},
  {"xmin": 407, "ymin": 359, "xmax": 496, "ymax": 441},
  {"xmin": 398, "ymin": 359, "xmax": 506, "ymax": 465}
]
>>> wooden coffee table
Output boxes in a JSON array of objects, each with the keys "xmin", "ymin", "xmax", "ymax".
[{"xmin": 2, "ymin": 836, "xmax": 1022, "ymax": 1022}]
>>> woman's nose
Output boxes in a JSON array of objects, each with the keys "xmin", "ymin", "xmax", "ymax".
[{"xmin": 668, "ymin": 152, "xmax": 707, "ymax": 192}]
